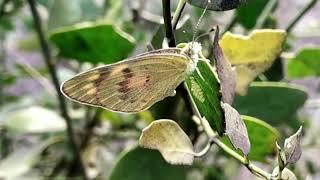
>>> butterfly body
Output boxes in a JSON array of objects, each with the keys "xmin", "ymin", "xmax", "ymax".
[{"xmin": 61, "ymin": 42, "xmax": 202, "ymax": 113}]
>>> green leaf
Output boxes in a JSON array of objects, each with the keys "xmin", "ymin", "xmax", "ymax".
[
  {"xmin": 287, "ymin": 48, "xmax": 320, "ymax": 78},
  {"xmin": 222, "ymin": 115, "xmax": 279, "ymax": 161},
  {"xmin": 109, "ymin": 146, "xmax": 188, "ymax": 180},
  {"xmin": 185, "ymin": 61, "xmax": 225, "ymax": 136},
  {"xmin": 139, "ymin": 119, "xmax": 194, "ymax": 165},
  {"xmin": 236, "ymin": 0, "xmax": 269, "ymax": 29},
  {"xmin": 233, "ymin": 82, "xmax": 307, "ymax": 126},
  {"xmin": 187, "ymin": 0, "xmax": 246, "ymax": 11},
  {"xmin": 3, "ymin": 106, "xmax": 66, "ymax": 133},
  {"xmin": 49, "ymin": 22, "xmax": 135, "ymax": 64}
]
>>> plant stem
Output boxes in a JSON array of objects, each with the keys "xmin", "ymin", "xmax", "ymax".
[
  {"xmin": 186, "ymin": 58, "xmax": 272, "ymax": 179},
  {"xmin": 286, "ymin": 0, "xmax": 318, "ymax": 33},
  {"xmin": 212, "ymin": 138, "xmax": 271, "ymax": 179},
  {"xmin": 254, "ymin": 0, "xmax": 278, "ymax": 29},
  {"xmin": 27, "ymin": 0, "xmax": 88, "ymax": 179},
  {"xmin": 172, "ymin": 0, "xmax": 187, "ymax": 30},
  {"xmin": 162, "ymin": 0, "xmax": 176, "ymax": 47}
]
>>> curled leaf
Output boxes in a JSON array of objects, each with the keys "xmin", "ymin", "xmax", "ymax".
[
  {"xmin": 139, "ymin": 119, "xmax": 194, "ymax": 165},
  {"xmin": 222, "ymin": 103, "xmax": 250, "ymax": 155},
  {"xmin": 284, "ymin": 126, "xmax": 302, "ymax": 164},
  {"xmin": 213, "ymin": 26, "xmax": 236, "ymax": 104}
]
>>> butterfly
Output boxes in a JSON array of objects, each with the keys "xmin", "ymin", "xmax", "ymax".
[{"xmin": 60, "ymin": 42, "xmax": 203, "ymax": 113}]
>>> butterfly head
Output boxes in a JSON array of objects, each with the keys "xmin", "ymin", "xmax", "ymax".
[{"xmin": 179, "ymin": 42, "xmax": 202, "ymax": 73}]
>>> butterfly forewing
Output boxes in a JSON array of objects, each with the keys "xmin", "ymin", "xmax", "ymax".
[{"xmin": 61, "ymin": 52, "xmax": 192, "ymax": 112}]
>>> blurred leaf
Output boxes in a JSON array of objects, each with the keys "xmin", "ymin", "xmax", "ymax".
[
  {"xmin": 100, "ymin": 110, "xmax": 137, "ymax": 127},
  {"xmin": 139, "ymin": 119, "xmax": 194, "ymax": 165},
  {"xmin": 222, "ymin": 115, "xmax": 279, "ymax": 161},
  {"xmin": 109, "ymin": 146, "xmax": 188, "ymax": 180},
  {"xmin": 220, "ymin": 29, "xmax": 286, "ymax": 95},
  {"xmin": 0, "ymin": 138, "xmax": 60, "ymax": 179},
  {"xmin": 185, "ymin": 60, "xmax": 225, "ymax": 136},
  {"xmin": 49, "ymin": 22, "xmax": 135, "ymax": 64},
  {"xmin": 36, "ymin": 0, "xmax": 50, "ymax": 7},
  {"xmin": 204, "ymin": 166, "xmax": 226, "ymax": 180},
  {"xmin": 233, "ymin": 82, "xmax": 307, "ymax": 126},
  {"xmin": 48, "ymin": 0, "xmax": 82, "ymax": 30},
  {"xmin": 187, "ymin": 0, "xmax": 246, "ymax": 11},
  {"xmin": 284, "ymin": 126, "xmax": 302, "ymax": 165},
  {"xmin": 287, "ymin": 48, "xmax": 320, "ymax": 78},
  {"xmin": 138, "ymin": 111, "xmax": 155, "ymax": 124},
  {"xmin": 3, "ymin": 106, "xmax": 66, "ymax": 133},
  {"xmin": 223, "ymin": 103, "xmax": 250, "ymax": 155},
  {"xmin": 213, "ymin": 26, "xmax": 236, "ymax": 104},
  {"xmin": 17, "ymin": 35, "xmax": 40, "ymax": 52},
  {"xmin": 48, "ymin": 0, "xmax": 103, "ymax": 30},
  {"xmin": 236, "ymin": 0, "xmax": 269, "ymax": 29},
  {"xmin": 0, "ymin": 18, "xmax": 14, "ymax": 31}
]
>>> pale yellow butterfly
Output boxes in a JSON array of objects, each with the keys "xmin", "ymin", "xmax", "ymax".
[{"xmin": 60, "ymin": 42, "xmax": 202, "ymax": 113}]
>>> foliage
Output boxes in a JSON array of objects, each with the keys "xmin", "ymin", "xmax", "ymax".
[{"xmin": 0, "ymin": 0, "xmax": 319, "ymax": 179}]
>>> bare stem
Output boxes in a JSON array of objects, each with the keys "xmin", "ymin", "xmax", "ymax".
[
  {"xmin": 162, "ymin": 0, "xmax": 176, "ymax": 47},
  {"xmin": 172, "ymin": 0, "xmax": 187, "ymax": 30},
  {"xmin": 286, "ymin": 0, "xmax": 318, "ymax": 33},
  {"xmin": 254, "ymin": 0, "xmax": 277, "ymax": 29},
  {"xmin": 27, "ymin": 0, "xmax": 88, "ymax": 179}
]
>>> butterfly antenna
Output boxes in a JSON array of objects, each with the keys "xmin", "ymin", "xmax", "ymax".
[
  {"xmin": 195, "ymin": 27, "xmax": 215, "ymax": 41},
  {"xmin": 192, "ymin": 0, "xmax": 211, "ymax": 44}
]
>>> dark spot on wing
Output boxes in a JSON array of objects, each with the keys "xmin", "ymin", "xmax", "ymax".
[
  {"xmin": 122, "ymin": 68, "xmax": 133, "ymax": 78},
  {"xmin": 94, "ymin": 68, "xmax": 111, "ymax": 85},
  {"xmin": 117, "ymin": 80, "xmax": 129, "ymax": 87},
  {"xmin": 119, "ymin": 86, "xmax": 130, "ymax": 93},
  {"xmin": 145, "ymin": 75, "xmax": 150, "ymax": 83}
]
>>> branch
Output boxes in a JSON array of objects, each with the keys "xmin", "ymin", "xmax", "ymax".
[
  {"xmin": 286, "ymin": 0, "xmax": 318, "ymax": 33},
  {"xmin": 162, "ymin": 0, "xmax": 176, "ymax": 47},
  {"xmin": 172, "ymin": 0, "xmax": 186, "ymax": 30},
  {"xmin": 26, "ymin": 0, "xmax": 88, "ymax": 179},
  {"xmin": 254, "ymin": 0, "xmax": 277, "ymax": 29},
  {"xmin": 80, "ymin": 109, "xmax": 102, "ymax": 149}
]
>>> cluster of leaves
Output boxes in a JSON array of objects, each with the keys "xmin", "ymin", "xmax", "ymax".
[{"xmin": 0, "ymin": 0, "xmax": 319, "ymax": 179}]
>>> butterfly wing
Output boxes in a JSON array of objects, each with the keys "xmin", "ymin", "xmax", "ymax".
[{"xmin": 61, "ymin": 52, "xmax": 192, "ymax": 113}]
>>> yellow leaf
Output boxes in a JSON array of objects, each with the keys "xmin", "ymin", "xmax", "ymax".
[{"xmin": 219, "ymin": 29, "xmax": 286, "ymax": 95}]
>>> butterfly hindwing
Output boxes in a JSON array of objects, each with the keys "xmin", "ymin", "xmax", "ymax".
[{"xmin": 61, "ymin": 52, "xmax": 192, "ymax": 112}]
